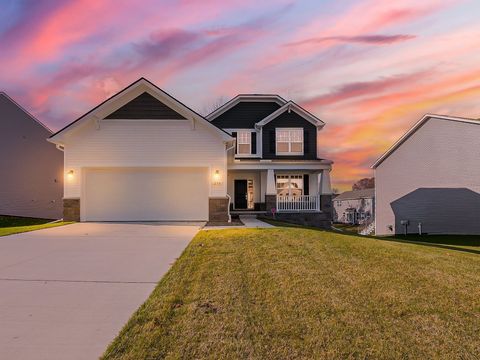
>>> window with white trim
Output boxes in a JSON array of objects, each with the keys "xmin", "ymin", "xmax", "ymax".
[
  {"xmin": 237, "ymin": 131, "xmax": 251, "ymax": 154},
  {"xmin": 276, "ymin": 175, "xmax": 303, "ymax": 196},
  {"xmin": 276, "ymin": 128, "xmax": 303, "ymax": 155}
]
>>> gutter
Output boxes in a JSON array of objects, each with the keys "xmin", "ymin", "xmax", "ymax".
[{"xmin": 224, "ymin": 140, "xmax": 236, "ymax": 223}]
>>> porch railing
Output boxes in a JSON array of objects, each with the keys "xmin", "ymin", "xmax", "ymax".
[{"xmin": 276, "ymin": 195, "xmax": 320, "ymax": 212}]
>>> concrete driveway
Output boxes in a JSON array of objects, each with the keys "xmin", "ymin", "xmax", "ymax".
[{"xmin": 0, "ymin": 222, "xmax": 201, "ymax": 360}]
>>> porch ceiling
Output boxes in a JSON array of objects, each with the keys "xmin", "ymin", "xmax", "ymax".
[{"xmin": 228, "ymin": 162, "xmax": 331, "ymax": 171}]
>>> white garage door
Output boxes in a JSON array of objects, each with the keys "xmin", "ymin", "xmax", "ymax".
[{"xmin": 83, "ymin": 167, "xmax": 209, "ymax": 221}]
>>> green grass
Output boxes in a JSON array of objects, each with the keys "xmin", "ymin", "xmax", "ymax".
[
  {"xmin": 332, "ymin": 222, "xmax": 361, "ymax": 233},
  {"xmin": 264, "ymin": 218, "xmax": 479, "ymax": 252},
  {"xmin": 103, "ymin": 227, "xmax": 480, "ymax": 360},
  {"xmin": 0, "ymin": 215, "xmax": 69, "ymax": 236},
  {"xmin": 392, "ymin": 234, "xmax": 480, "ymax": 252}
]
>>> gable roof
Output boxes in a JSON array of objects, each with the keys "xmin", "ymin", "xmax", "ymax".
[
  {"xmin": 48, "ymin": 78, "xmax": 232, "ymax": 144},
  {"xmin": 255, "ymin": 101, "xmax": 325, "ymax": 129},
  {"xmin": 0, "ymin": 92, "xmax": 52, "ymax": 133},
  {"xmin": 209, "ymin": 100, "xmax": 282, "ymax": 129},
  {"xmin": 105, "ymin": 92, "xmax": 186, "ymax": 119},
  {"xmin": 335, "ymin": 188, "xmax": 375, "ymax": 201},
  {"xmin": 372, "ymin": 114, "xmax": 480, "ymax": 169},
  {"xmin": 206, "ymin": 94, "xmax": 287, "ymax": 121}
]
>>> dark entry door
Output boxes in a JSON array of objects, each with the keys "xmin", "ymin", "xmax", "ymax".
[{"xmin": 234, "ymin": 180, "xmax": 248, "ymax": 209}]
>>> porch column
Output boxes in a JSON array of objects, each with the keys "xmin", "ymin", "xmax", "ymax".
[
  {"xmin": 265, "ymin": 169, "xmax": 276, "ymax": 212},
  {"xmin": 266, "ymin": 169, "xmax": 276, "ymax": 195},
  {"xmin": 319, "ymin": 169, "xmax": 332, "ymax": 194}
]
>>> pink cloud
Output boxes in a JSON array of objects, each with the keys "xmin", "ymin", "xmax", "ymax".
[{"xmin": 285, "ymin": 34, "xmax": 416, "ymax": 47}]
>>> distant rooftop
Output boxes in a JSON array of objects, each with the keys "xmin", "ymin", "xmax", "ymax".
[{"xmin": 335, "ymin": 188, "xmax": 374, "ymax": 201}]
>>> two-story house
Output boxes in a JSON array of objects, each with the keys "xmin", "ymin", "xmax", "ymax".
[
  {"xmin": 208, "ymin": 95, "xmax": 333, "ymax": 226},
  {"xmin": 333, "ymin": 188, "xmax": 375, "ymax": 225},
  {"xmin": 0, "ymin": 92, "xmax": 63, "ymax": 219},
  {"xmin": 48, "ymin": 78, "xmax": 333, "ymax": 226}
]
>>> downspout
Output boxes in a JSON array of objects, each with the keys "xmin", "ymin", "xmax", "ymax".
[{"xmin": 225, "ymin": 140, "xmax": 236, "ymax": 223}]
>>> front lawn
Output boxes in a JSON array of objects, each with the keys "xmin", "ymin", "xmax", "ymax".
[
  {"xmin": 332, "ymin": 222, "xmax": 361, "ymax": 233},
  {"xmin": 103, "ymin": 227, "xmax": 479, "ymax": 359},
  {"xmin": 0, "ymin": 215, "xmax": 69, "ymax": 236}
]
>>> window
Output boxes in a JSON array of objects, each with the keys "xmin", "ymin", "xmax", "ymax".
[
  {"xmin": 237, "ymin": 131, "xmax": 251, "ymax": 155},
  {"xmin": 276, "ymin": 175, "xmax": 303, "ymax": 196},
  {"xmin": 276, "ymin": 128, "xmax": 303, "ymax": 155}
]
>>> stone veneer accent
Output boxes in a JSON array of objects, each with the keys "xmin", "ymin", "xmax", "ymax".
[
  {"xmin": 320, "ymin": 194, "xmax": 333, "ymax": 218},
  {"xmin": 263, "ymin": 194, "xmax": 333, "ymax": 229},
  {"xmin": 63, "ymin": 198, "xmax": 80, "ymax": 222},
  {"xmin": 265, "ymin": 195, "xmax": 276, "ymax": 214},
  {"xmin": 209, "ymin": 197, "xmax": 229, "ymax": 222}
]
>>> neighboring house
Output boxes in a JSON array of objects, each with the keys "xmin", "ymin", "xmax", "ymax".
[
  {"xmin": 372, "ymin": 114, "xmax": 480, "ymax": 235},
  {"xmin": 333, "ymin": 188, "xmax": 374, "ymax": 224},
  {"xmin": 0, "ymin": 92, "xmax": 63, "ymax": 219},
  {"xmin": 48, "ymin": 78, "xmax": 333, "ymax": 226}
]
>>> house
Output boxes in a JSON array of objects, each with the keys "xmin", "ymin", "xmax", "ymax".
[
  {"xmin": 48, "ymin": 78, "xmax": 333, "ymax": 226},
  {"xmin": 0, "ymin": 92, "xmax": 63, "ymax": 219},
  {"xmin": 207, "ymin": 93, "xmax": 333, "ymax": 227},
  {"xmin": 372, "ymin": 114, "xmax": 480, "ymax": 235},
  {"xmin": 333, "ymin": 188, "xmax": 374, "ymax": 224}
]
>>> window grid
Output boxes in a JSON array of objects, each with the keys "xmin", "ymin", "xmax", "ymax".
[
  {"xmin": 276, "ymin": 128, "xmax": 303, "ymax": 155},
  {"xmin": 237, "ymin": 131, "xmax": 251, "ymax": 155}
]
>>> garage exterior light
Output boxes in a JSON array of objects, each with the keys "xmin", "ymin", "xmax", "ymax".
[{"xmin": 213, "ymin": 169, "xmax": 221, "ymax": 185}]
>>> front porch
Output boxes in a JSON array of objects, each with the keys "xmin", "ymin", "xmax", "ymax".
[{"xmin": 226, "ymin": 164, "xmax": 333, "ymax": 227}]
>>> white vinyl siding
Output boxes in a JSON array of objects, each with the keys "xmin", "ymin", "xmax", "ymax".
[
  {"xmin": 276, "ymin": 128, "xmax": 303, "ymax": 155},
  {"xmin": 64, "ymin": 119, "xmax": 227, "ymax": 199},
  {"xmin": 375, "ymin": 118, "xmax": 480, "ymax": 235}
]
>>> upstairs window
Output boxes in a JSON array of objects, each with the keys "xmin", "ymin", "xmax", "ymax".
[
  {"xmin": 276, "ymin": 128, "xmax": 303, "ymax": 155},
  {"xmin": 237, "ymin": 131, "xmax": 251, "ymax": 154}
]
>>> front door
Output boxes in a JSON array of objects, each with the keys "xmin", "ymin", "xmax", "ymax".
[{"xmin": 234, "ymin": 180, "xmax": 248, "ymax": 209}]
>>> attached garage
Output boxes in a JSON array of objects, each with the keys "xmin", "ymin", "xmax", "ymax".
[
  {"xmin": 49, "ymin": 78, "xmax": 232, "ymax": 223},
  {"xmin": 83, "ymin": 167, "xmax": 209, "ymax": 221}
]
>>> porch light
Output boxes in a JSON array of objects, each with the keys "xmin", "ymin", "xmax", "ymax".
[
  {"xmin": 66, "ymin": 170, "xmax": 74, "ymax": 180},
  {"xmin": 212, "ymin": 169, "xmax": 221, "ymax": 185}
]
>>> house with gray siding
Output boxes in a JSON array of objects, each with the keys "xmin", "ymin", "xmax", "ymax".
[
  {"xmin": 333, "ymin": 188, "xmax": 374, "ymax": 224},
  {"xmin": 0, "ymin": 92, "xmax": 63, "ymax": 219},
  {"xmin": 372, "ymin": 114, "xmax": 480, "ymax": 235}
]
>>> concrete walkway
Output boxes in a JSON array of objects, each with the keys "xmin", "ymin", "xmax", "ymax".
[
  {"xmin": 0, "ymin": 222, "xmax": 200, "ymax": 360},
  {"xmin": 202, "ymin": 215, "xmax": 274, "ymax": 230}
]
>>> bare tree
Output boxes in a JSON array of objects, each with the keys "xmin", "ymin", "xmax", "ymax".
[
  {"xmin": 200, "ymin": 96, "xmax": 229, "ymax": 116},
  {"xmin": 352, "ymin": 177, "xmax": 375, "ymax": 191}
]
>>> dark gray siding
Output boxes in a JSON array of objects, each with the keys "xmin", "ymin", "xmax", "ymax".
[
  {"xmin": 262, "ymin": 111, "xmax": 317, "ymax": 160},
  {"xmin": 211, "ymin": 101, "xmax": 281, "ymax": 128},
  {"xmin": 0, "ymin": 94, "xmax": 63, "ymax": 219},
  {"xmin": 105, "ymin": 92, "xmax": 186, "ymax": 119}
]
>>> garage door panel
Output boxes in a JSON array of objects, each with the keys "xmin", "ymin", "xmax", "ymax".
[{"xmin": 84, "ymin": 168, "xmax": 208, "ymax": 221}]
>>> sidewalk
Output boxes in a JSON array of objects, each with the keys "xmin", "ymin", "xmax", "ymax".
[{"xmin": 202, "ymin": 215, "xmax": 274, "ymax": 230}]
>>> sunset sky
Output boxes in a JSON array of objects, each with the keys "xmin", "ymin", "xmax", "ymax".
[{"xmin": 1, "ymin": 0, "xmax": 480, "ymax": 190}]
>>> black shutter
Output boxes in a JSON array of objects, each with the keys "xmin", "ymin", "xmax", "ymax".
[
  {"xmin": 304, "ymin": 129, "xmax": 309, "ymax": 154},
  {"xmin": 251, "ymin": 132, "xmax": 257, "ymax": 154},
  {"xmin": 232, "ymin": 132, "xmax": 237, "ymax": 154},
  {"xmin": 269, "ymin": 130, "xmax": 275, "ymax": 153},
  {"xmin": 304, "ymin": 174, "xmax": 309, "ymax": 195}
]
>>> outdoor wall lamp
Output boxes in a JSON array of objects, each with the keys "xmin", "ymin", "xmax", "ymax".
[
  {"xmin": 66, "ymin": 170, "xmax": 74, "ymax": 180},
  {"xmin": 212, "ymin": 169, "xmax": 221, "ymax": 185}
]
